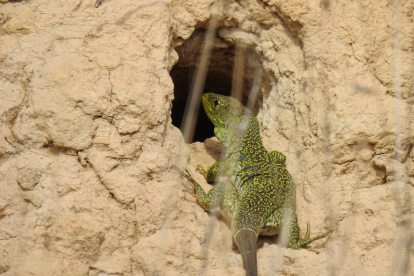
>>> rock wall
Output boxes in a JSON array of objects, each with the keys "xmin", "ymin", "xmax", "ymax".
[{"xmin": 0, "ymin": 0, "xmax": 413, "ymax": 275}]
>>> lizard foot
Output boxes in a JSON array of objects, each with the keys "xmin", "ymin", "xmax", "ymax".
[
  {"xmin": 173, "ymin": 166, "xmax": 192, "ymax": 181},
  {"xmin": 300, "ymin": 223, "xmax": 321, "ymax": 253},
  {"xmin": 289, "ymin": 222, "xmax": 331, "ymax": 250},
  {"xmin": 196, "ymin": 162, "xmax": 221, "ymax": 184},
  {"xmin": 302, "ymin": 222, "xmax": 331, "ymax": 243},
  {"xmin": 306, "ymin": 248, "xmax": 320, "ymax": 254},
  {"xmin": 196, "ymin": 164, "xmax": 208, "ymax": 179},
  {"xmin": 173, "ymin": 166, "xmax": 200, "ymax": 196}
]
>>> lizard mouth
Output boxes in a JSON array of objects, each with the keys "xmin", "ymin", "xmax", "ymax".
[
  {"xmin": 201, "ymin": 93, "xmax": 219, "ymax": 126},
  {"xmin": 201, "ymin": 93, "xmax": 210, "ymax": 111}
]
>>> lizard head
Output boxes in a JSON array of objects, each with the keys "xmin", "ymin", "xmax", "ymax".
[{"xmin": 201, "ymin": 93, "xmax": 246, "ymax": 128}]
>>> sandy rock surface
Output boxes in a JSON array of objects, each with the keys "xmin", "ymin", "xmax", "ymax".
[{"xmin": 1, "ymin": 0, "xmax": 413, "ymax": 275}]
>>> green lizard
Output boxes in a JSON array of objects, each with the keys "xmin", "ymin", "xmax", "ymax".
[{"xmin": 179, "ymin": 93, "xmax": 330, "ymax": 276}]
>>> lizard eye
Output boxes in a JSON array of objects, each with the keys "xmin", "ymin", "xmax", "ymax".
[{"xmin": 213, "ymin": 100, "xmax": 219, "ymax": 107}]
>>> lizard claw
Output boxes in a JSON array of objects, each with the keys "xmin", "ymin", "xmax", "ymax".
[
  {"xmin": 298, "ymin": 222, "xmax": 311, "ymax": 240},
  {"xmin": 183, "ymin": 169, "xmax": 197, "ymax": 185},
  {"xmin": 306, "ymin": 248, "xmax": 320, "ymax": 254},
  {"xmin": 292, "ymin": 225, "xmax": 332, "ymax": 250},
  {"xmin": 304, "ymin": 222, "xmax": 310, "ymax": 240},
  {"xmin": 309, "ymin": 229, "xmax": 332, "ymax": 243},
  {"xmin": 304, "ymin": 229, "xmax": 332, "ymax": 254},
  {"xmin": 173, "ymin": 166, "xmax": 198, "ymax": 193},
  {"xmin": 196, "ymin": 164, "xmax": 210, "ymax": 180},
  {"xmin": 196, "ymin": 164, "xmax": 205, "ymax": 174}
]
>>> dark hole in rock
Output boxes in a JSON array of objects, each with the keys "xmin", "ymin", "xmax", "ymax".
[{"xmin": 170, "ymin": 28, "xmax": 267, "ymax": 143}]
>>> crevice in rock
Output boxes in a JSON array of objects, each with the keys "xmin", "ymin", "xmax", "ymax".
[
  {"xmin": 170, "ymin": 28, "xmax": 268, "ymax": 142},
  {"xmin": 0, "ymin": 0, "xmax": 28, "ymax": 4},
  {"xmin": 373, "ymin": 163, "xmax": 387, "ymax": 185}
]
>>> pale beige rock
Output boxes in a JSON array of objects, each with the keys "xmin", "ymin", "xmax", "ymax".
[
  {"xmin": 15, "ymin": 151, "xmax": 50, "ymax": 190},
  {"xmin": 0, "ymin": 0, "xmax": 413, "ymax": 275}
]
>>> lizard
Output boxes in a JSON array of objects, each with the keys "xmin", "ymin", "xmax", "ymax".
[{"xmin": 178, "ymin": 93, "xmax": 330, "ymax": 276}]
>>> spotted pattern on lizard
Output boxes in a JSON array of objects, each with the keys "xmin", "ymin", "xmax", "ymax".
[{"xmin": 179, "ymin": 93, "xmax": 330, "ymax": 276}]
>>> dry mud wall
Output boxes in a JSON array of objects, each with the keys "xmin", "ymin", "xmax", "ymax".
[{"xmin": 0, "ymin": 0, "xmax": 414, "ymax": 275}]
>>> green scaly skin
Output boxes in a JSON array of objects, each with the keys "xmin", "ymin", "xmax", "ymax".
[
  {"xmin": 180, "ymin": 93, "xmax": 330, "ymax": 276},
  {"xmin": 196, "ymin": 150, "xmax": 286, "ymax": 184}
]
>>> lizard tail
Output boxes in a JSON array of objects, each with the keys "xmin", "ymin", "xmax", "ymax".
[{"xmin": 234, "ymin": 229, "xmax": 258, "ymax": 276}]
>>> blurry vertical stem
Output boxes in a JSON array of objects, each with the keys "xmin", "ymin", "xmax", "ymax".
[
  {"xmin": 179, "ymin": 9, "xmax": 220, "ymax": 274},
  {"xmin": 232, "ymin": 44, "xmax": 262, "ymax": 115},
  {"xmin": 231, "ymin": 44, "xmax": 247, "ymax": 103},
  {"xmin": 392, "ymin": 0, "xmax": 412, "ymax": 275},
  {"xmin": 393, "ymin": 0, "xmax": 402, "ymax": 185},
  {"xmin": 181, "ymin": 13, "xmax": 219, "ymax": 143},
  {"xmin": 392, "ymin": 0, "xmax": 402, "ymax": 262},
  {"xmin": 246, "ymin": 66, "xmax": 262, "ymax": 113}
]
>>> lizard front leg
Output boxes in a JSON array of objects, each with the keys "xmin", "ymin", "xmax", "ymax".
[
  {"xmin": 177, "ymin": 168, "xmax": 239, "ymax": 220},
  {"xmin": 196, "ymin": 161, "xmax": 223, "ymax": 183},
  {"xmin": 177, "ymin": 168, "xmax": 225, "ymax": 211}
]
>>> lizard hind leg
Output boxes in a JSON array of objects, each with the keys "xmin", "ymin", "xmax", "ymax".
[
  {"xmin": 288, "ymin": 216, "xmax": 331, "ymax": 250},
  {"xmin": 262, "ymin": 208, "xmax": 330, "ymax": 250}
]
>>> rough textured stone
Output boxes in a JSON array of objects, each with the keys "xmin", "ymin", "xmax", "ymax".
[{"xmin": 0, "ymin": 0, "xmax": 413, "ymax": 275}]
